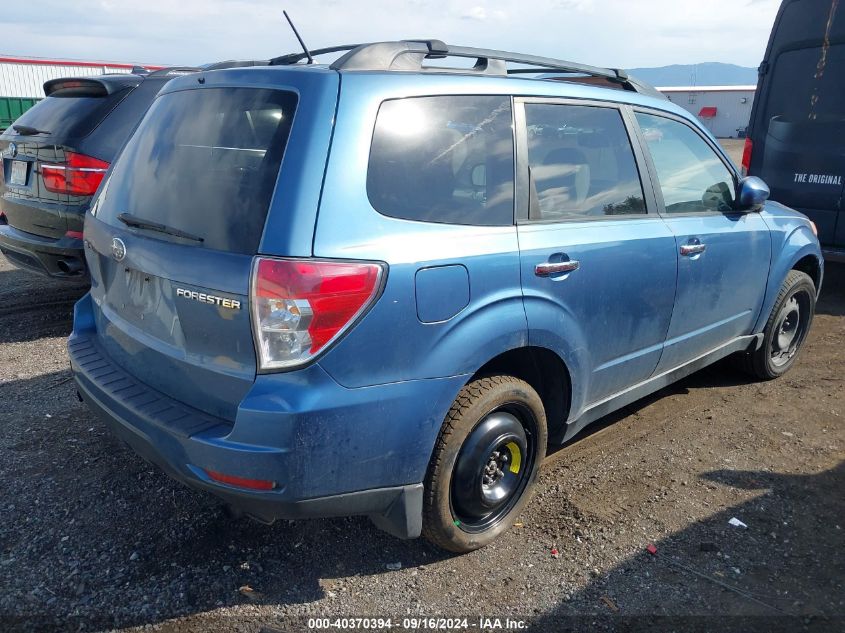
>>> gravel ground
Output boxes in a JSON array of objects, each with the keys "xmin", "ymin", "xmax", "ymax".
[
  {"xmin": 718, "ymin": 138, "xmax": 745, "ymax": 165},
  {"xmin": 1, "ymin": 252, "xmax": 842, "ymax": 631}
]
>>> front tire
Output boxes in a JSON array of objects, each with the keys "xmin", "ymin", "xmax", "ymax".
[
  {"xmin": 422, "ymin": 375, "xmax": 547, "ymax": 553},
  {"xmin": 738, "ymin": 269, "xmax": 816, "ymax": 380}
]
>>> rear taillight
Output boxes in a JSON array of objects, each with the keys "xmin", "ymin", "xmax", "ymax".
[
  {"xmin": 740, "ymin": 138, "xmax": 753, "ymax": 176},
  {"xmin": 251, "ymin": 257, "xmax": 384, "ymax": 371},
  {"xmin": 41, "ymin": 152, "xmax": 109, "ymax": 196}
]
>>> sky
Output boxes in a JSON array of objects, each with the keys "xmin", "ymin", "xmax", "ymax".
[{"xmin": 1, "ymin": 0, "xmax": 782, "ymax": 69}]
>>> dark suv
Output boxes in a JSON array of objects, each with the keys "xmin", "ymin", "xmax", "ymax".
[{"xmin": 0, "ymin": 65, "xmax": 263, "ymax": 279}]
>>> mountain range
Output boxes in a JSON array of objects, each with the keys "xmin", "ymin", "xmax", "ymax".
[{"xmin": 627, "ymin": 62, "xmax": 758, "ymax": 87}]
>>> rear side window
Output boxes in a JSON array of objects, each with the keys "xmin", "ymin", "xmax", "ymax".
[
  {"xmin": 367, "ymin": 96, "xmax": 514, "ymax": 226},
  {"xmin": 94, "ymin": 88, "xmax": 297, "ymax": 254},
  {"xmin": 524, "ymin": 104, "xmax": 646, "ymax": 221},
  {"xmin": 10, "ymin": 90, "xmax": 131, "ymax": 139},
  {"xmin": 636, "ymin": 113, "xmax": 735, "ymax": 214}
]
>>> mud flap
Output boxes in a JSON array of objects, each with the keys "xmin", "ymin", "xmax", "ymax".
[{"xmin": 369, "ymin": 483, "xmax": 423, "ymax": 539}]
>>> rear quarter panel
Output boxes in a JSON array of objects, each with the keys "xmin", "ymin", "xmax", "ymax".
[{"xmin": 312, "ymin": 73, "xmax": 528, "ymax": 389}]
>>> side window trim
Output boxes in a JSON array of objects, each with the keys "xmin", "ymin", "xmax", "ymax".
[
  {"xmin": 513, "ymin": 98, "xmax": 530, "ymax": 224},
  {"xmin": 619, "ymin": 104, "xmax": 660, "ymax": 217},
  {"xmin": 513, "ymin": 97, "xmax": 658, "ymax": 224},
  {"xmin": 623, "ymin": 104, "xmax": 667, "ymax": 216},
  {"xmin": 630, "ymin": 106, "xmax": 742, "ymax": 218}
]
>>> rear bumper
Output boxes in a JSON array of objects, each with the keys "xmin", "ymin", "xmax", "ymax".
[
  {"xmin": 0, "ymin": 223, "xmax": 86, "ymax": 278},
  {"xmin": 69, "ymin": 294, "xmax": 466, "ymax": 538}
]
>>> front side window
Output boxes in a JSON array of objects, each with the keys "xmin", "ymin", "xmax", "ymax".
[
  {"xmin": 367, "ymin": 96, "xmax": 514, "ymax": 226},
  {"xmin": 636, "ymin": 112, "xmax": 736, "ymax": 214},
  {"xmin": 524, "ymin": 104, "xmax": 646, "ymax": 221}
]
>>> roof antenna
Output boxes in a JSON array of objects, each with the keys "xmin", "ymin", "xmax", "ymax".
[{"xmin": 283, "ymin": 10, "xmax": 314, "ymax": 64}]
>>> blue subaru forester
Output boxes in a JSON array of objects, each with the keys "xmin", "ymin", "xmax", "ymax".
[{"xmin": 69, "ymin": 41, "xmax": 823, "ymax": 552}]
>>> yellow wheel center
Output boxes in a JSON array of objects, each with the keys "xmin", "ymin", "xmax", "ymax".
[{"xmin": 505, "ymin": 441, "xmax": 521, "ymax": 474}]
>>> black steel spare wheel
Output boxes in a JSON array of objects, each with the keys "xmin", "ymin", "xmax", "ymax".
[
  {"xmin": 451, "ymin": 408, "xmax": 534, "ymax": 532},
  {"xmin": 770, "ymin": 291, "xmax": 810, "ymax": 367},
  {"xmin": 422, "ymin": 375, "xmax": 548, "ymax": 553},
  {"xmin": 735, "ymin": 269, "xmax": 816, "ymax": 380}
]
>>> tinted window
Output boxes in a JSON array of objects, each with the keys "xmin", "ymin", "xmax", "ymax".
[
  {"xmin": 524, "ymin": 104, "xmax": 645, "ymax": 221},
  {"xmin": 636, "ymin": 113, "xmax": 735, "ymax": 213},
  {"xmin": 368, "ymin": 96, "xmax": 514, "ymax": 226},
  {"xmin": 10, "ymin": 89, "xmax": 131, "ymax": 139},
  {"xmin": 82, "ymin": 79, "xmax": 164, "ymax": 159},
  {"xmin": 94, "ymin": 88, "xmax": 297, "ymax": 254}
]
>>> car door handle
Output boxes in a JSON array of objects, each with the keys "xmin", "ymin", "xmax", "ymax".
[
  {"xmin": 680, "ymin": 243, "xmax": 707, "ymax": 256},
  {"xmin": 535, "ymin": 260, "xmax": 580, "ymax": 276}
]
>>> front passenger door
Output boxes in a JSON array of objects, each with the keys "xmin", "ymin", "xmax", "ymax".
[{"xmin": 634, "ymin": 111, "xmax": 772, "ymax": 372}]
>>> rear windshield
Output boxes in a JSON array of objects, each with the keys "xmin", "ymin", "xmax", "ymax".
[
  {"xmin": 10, "ymin": 90, "xmax": 131, "ymax": 139},
  {"xmin": 94, "ymin": 87, "xmax": 297, "ymax": 254}
]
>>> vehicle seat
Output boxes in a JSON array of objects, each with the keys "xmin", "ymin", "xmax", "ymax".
[{"xmin": 534, "ymin": 147, "xmax": 591, "ymax": 217}]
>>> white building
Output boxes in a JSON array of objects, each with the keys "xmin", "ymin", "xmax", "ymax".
[{"xmin": 657, "ymin": 85, "xmax": 757, "ymax": 139}]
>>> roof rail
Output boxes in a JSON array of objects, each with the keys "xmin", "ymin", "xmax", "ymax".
[
  {"xmin": 269, "ymin": 45, "xmax": 362, "ymax": 66},
  {"xmin": 327, "ymin": 40, "xmax": 662, "ymax": 97}
]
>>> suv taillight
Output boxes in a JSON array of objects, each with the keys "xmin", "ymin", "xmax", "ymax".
[
  {"xmin": 42, "ymin": 152, "xmax": 110, "ymax": 196},
  {"xmin": 740, "ymin": 138, "xmax": 753, "ymax": 176},
  {"xmin": 250, "ymin": 257, "xmax": 384, "ymax": 371}
]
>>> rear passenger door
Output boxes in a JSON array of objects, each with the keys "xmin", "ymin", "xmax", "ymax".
[
  {"xmin": 633, "ymin": 111, "xmax": 771, "ymax": 372},
  {"xmin": 515, "ymin": 100, "xmax": 678, "ymax": 410}
]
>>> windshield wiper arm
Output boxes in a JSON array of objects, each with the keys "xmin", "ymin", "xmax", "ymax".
[
  {"xmin": 117, "ymin": 213, "xmax": 204, "ymax": 243},
  {"xmin": 13, "ymin": 124, "xmax": 51, "ymax": 135}
]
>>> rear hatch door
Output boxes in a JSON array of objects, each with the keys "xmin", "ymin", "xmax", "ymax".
[
  {"xmin": 85, "ymin": 83, "xmax": 300, "ymax": 421},
  {"xmin": 1, "ymin": 77, "xmax": 137, "ymax": 237}
]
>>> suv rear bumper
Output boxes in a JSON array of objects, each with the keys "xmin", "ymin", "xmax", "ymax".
[
  {"xmin": 69, "ymin": 294, "xmax": 466, "ymax": 538},
  {"xmin": 0, "ymin": 224, "xmax": 87, "ymax": 278}
]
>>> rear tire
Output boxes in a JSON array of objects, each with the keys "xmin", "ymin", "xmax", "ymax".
[
  {"xmin": 422, "ymin": 375, "xmax": 547, "ymax": 553},
  {"xmin": 737, "ymin": 269, "xmax": 815, "ymax": 380}
]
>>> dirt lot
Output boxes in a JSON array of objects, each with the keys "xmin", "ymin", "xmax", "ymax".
[
  {"xmin": 1, "ymin": 259, "xmax": 843, "ymax": 631},
  {"xmin": 719, "ymin": 138, "xmax": 745, "ymax": 165}
]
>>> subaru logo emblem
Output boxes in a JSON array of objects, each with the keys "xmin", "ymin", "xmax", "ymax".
[
  {"xmin": 8, "ymin": 142, "xmax": 17, "ymax": 158},
  {"xmin": 111, "ymin": 237, "xmax": 127, "ymax": 262}
]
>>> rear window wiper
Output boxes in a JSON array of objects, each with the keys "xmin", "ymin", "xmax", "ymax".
[
  {"xmin": 117, "ymin": 213, "xmax": 204, "ymax": 243},
  {"xmin": 12, "ymin": 124, "xmax": 51, "ymax": 136}
]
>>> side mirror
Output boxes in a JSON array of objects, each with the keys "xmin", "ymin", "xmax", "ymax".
[{"xmin": 738, "ymin": 176, "xmax": 770, "ymax": 211}]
